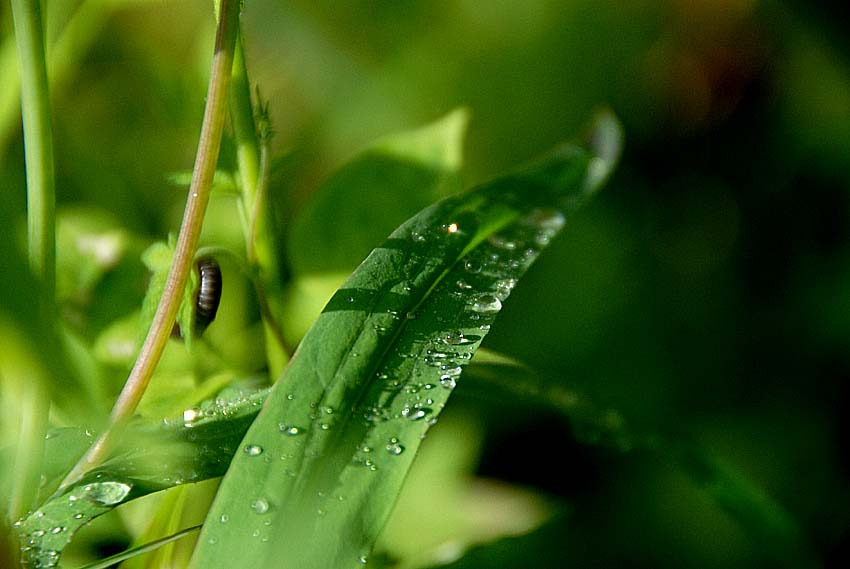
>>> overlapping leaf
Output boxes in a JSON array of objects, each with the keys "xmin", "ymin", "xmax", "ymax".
[
  {"xmin": 188, "ymin": 112, "xmax": 622, "ymax": 569},
  {"xmin": 15, "ymin": 389, "xmax": 267, "ymax": 568}
]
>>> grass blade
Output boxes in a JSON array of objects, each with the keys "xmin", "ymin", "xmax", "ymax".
[
  {"xmin": 69, "ymin": 524, "xmax": 201, "ymax": 569},
  {"xmin": 188, "ymin": 111, "xmax": 622, "ymax": 569},
  {"xmin": 13, "ymin": 389, "xmax": 267, "ymax": 568}
]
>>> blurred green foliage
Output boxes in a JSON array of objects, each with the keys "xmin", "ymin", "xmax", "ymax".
[{"xmin": 2, "ymin": 0, "xmax": 849, "ymax": 567}]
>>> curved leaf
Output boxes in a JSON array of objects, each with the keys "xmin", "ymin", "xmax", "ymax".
[
  {"xmin": 188, "ymin": 112, "xmax": 622, "ymax": 569},
  {"xmin": 14, "ymin": 389, "xmax": 267, "ymax": 569}
]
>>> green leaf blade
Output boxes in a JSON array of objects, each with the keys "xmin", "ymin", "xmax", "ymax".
[
  {"xmin": 14, "ymin": 389, "xmax": 268, "ymax": 568},
  {"xmin": 189, "ymin": 112, "xmax": 622, "ymax": 569}
]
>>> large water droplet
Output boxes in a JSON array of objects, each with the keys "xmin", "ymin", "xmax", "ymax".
[
  {"xmin": 464, "ymin": 259, "xmax": 481, "ymax": 274},
  {"xmin": 279, "ymin": 424, "xmax": 304, "ymax": 436},
  {"xmin": 402, "ymin": 407, "xmax": 432, "ymax": 421},
  {"xmin": 80, "ymin": 481, "xmax": 132, "ymax": 506},
  {"xmin": 470, "ymin": 294, "xmax": 502, "ymax": 314},
  {"xmin": 183, "ymin": 407, "xmax": 202, "ymax": 426},
  {"xmin": 443, "ymin": 331, "xmax": 463, "ymax": 345},
  {"xmin": 488, "ymin": 234, "xmax": 517, "ymax": 250},
  {"xmin": 244, "ymin": 444, "xmax": 264, "ymax": 456},
  {"xmin": 251, "ymin": 498, "xmax": 270, "ymax": 514}
]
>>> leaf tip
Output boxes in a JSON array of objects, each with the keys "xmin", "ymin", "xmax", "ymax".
[{"xmin": 582, "ymin": 108, "xmax": 624, "ymax": 194}]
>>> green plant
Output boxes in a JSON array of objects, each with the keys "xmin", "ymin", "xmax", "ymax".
[{"xmin": 0, "ymin": 2, "xmax": 826, "ymax": 569}]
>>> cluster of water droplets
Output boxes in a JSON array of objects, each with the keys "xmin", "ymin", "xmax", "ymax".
[
  {"xmin": 16, "ymin": 478, "xmax": 135, "ymax": 568},
  {"xmin": 346, "ymin": 208, "xmax": 567, "ymax": 477},
  {"xmin": 178, "ymin": 385, "xmax": 269, "ymax": 429}
]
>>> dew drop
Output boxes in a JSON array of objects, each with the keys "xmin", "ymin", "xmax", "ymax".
[
  {"xmin": 81, "ymin": 481, "xmax": 132, "ymax": 506},
  {"xmin": 279, "ymin": 424, "xmax": 304, "ymax": 436},
  {"xmin": 220, "ymin": 514, "xmax": 229, "ymax": 523},
  {"xmin": 464, "ymin": 259, "xmax": 482, "ymax": 273},
  {"xmin": 385, "ymin": 438, "xmax": 405, "ymax": 455},
  {"xmin": 244, "ymin": 444, "xmax": 264, "ymax": 456},
  {"xmin": 488, "ymin": 234, "xmax": 517, "ymax": 250},
  {"xmin": 402, "ymin": 407, "xmax": 432, "ymax": 421},
  {"xmin": 251, "ymin": 499, "xmax": 270, "ymax": 514},
  {"xmin": 183, "ymin": 407, "xmax": 202, "ymax": 425},
  {"xmin": 470, "ymin": 294, "xmax": 502, "ymax": 314}
]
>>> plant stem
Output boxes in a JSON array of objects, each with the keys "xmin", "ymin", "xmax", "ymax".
[
  {"xmin": 249, "ymin": 134, "xmax": 290, "ymax": 355},
  {"xmin": 230, "ymin": 38, "xmax": 259, "ymax": 216},
  {"xmin": 228, "ymin": 31, "xmax": 290, "ymax": 373},
  {"xmin": 60, "ymin": 0, "xmax": 241, "ymax": 488},
  {"xmin": 71, "ymin": 525, "xmax": 202, "ymax": 569},
  {"xmin": 9, "ymin": 0, "xmax": 55, "ymax": 520},
  {"xmin": 12, "ymin": 0, "xmax": 54, "ymax": 299}
]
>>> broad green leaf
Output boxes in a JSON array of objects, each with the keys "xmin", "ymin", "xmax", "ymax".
[
  {"xmin": 287, "ymin": 108, "xmax": 468, "ymax": 276},
  {"xmin": 13, "ymin": 389, "xmax": 267, "ymax": 568},
  {"xmin": 283, "ymin": 109, "xmax": 469, "ymax": 344},
  {"xmin": 188, "ymin": 111, "xmax": 622, "ymax": 569}
]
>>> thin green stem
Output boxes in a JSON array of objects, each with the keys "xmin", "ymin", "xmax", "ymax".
[
  {"xmin": 71, "ymin": 525, "xmax": 202, "ymax": 569},
  {"xmin": 12, "ymin": 0, "xmax": 55, "ymax": 299},
  {"xmin": 249, "ymin": 135, "xmax": 290, "ymax": 354},
  {"xmin": 230, "ymin": 38, "xmax": 259, "ymax": 217},
  {"xmin": 229, "ymin": 32, "xmax": 290, "ymax": 372},
  {"xmin": 9, "ymin": 0, "xmax": 55, "ymax": 520},
  {"xmin": 60, "ymin": 0, "xmax": 241, "ymax": 488}
]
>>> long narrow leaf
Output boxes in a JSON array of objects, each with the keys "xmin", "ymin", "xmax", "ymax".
[{"xmin": 188, "ymin": 112, "xmax": 623, "ymax": 569}]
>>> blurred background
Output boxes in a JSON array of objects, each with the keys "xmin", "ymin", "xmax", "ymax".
[{"xmin": 2, "ymin": 0, "xmax": 849, "ymax": 567}]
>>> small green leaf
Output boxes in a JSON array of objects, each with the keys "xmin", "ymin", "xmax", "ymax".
[
  {"xmin": 189, "ymin": 111, "xmax": 622, "ymax": 569},
  {"xmin": 139, "ymin": 240, "xmax": 198, "ymax": 347}
]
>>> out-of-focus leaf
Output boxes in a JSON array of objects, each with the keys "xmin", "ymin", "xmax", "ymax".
[
  {"xmin": 188, "ymin": 111, "xmax": 622, "ymax": 569},
  {"xmin": 55, "ymin": 208, "xmax": 129, "ymax": 305},
  {"xmin": 373, "ymin": 412, "xmax": 550, "ymax": 569},
  {"xmin": 456, "ymin": 360, "xmax": 818, "ymax": 569},
  {"xmin": 282, "ymin": 109, "xmax": 469, "ymax": 345},
  {"xmin": 288, "ymin": 108, "xmax": 468, "ymax": 275}
]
